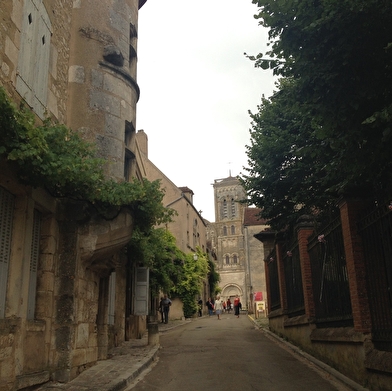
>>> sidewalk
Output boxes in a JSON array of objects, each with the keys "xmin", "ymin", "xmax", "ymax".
[
  {"xmin": 36, "ymin": 319, "xmax": 189, "ymax": 391},
  {"xmin": 247, "ymin": 314, "xmax": 369, "ymax": 391}
]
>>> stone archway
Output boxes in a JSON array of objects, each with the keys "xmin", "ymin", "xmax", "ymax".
[{"xmin": 221, "ymin": 283, "xmax": 243, "ymax": 301}]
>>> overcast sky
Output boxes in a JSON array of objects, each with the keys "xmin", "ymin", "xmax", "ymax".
[{"xmin": 136, "ymin": 0, "xmax": 277, "ymax": 222}]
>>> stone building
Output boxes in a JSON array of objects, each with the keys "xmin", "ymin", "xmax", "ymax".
[
  {"xmin": 208, "ymin": 175, "xmax": 268, "ymax": 310},
  {"xmin": 136, "ymin": 130, "xmax": 210, "ymax": 318},
  {"xmin": 0, "ymin": 1, "xmax": 149, "ymax": 389}
]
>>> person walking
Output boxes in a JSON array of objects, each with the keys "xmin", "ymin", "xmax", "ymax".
[
  {"xmin": 206, "ymin": 297, "xmax": 214, "ymax": 316},
  {"xmin": 162, "ymin": 294, "xmax": 172, "ymax": 324},
  {"xmin": 234, "ymin": 295, "xmax": 241, "ymax": 318},
  {"xmin": 226, "ymin": 298, "xmax": 232, "ymax": 314},
  {"xmin": 214, "ymin": 295, "xmax": 224, "ymax": 320}
]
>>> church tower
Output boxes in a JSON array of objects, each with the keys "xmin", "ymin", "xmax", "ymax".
[{"xmin": 212, "ymin": 175, "xmax": 248, "ymax": 305}]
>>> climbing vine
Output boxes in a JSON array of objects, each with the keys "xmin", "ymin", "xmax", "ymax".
[{"xmin": 0, "ymin": 87, "xmax": 173, "ymax": 229}]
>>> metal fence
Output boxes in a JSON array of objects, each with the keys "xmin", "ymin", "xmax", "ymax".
[
  {"xmin": 358, "ymin": 202, "xmax": 392, "ymax": 351},
  {"xmin": 267, "ymin": 248, "xmax": 281, "ymax": 311},
  {"xmin": 282, "ymin": 239, "xmax": 305, "ymax": 317},
  {"xmin": 308, "ymin": 216, "xmax": 353, "ymax": 327}
]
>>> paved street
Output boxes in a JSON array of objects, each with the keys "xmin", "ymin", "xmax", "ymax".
[{"xmin": 127, "ymin": 314, "xmax": 353, "ymax": 391}]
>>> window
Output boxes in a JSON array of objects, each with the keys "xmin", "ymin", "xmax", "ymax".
[
  {"xmin": 222, "ymin": 199, "xmax": 227, "ymax": 218},
  {"xmin": 231, "ymin": 225, "xmax": 235, "ymax": 235},
  {"xmin": 124, "ymin": 121, "xmax": 135, "ymax": 181},
  {"xmin": 129, "ymin": 23, "xmax": 137, "ymax": 67},
  {"xmin": 27, "ymin": 209, "xmax": 42, "ymax": 319},
  {"xmin": 16, "ymin": 0, "xmax": 51, "ymax": 119},
  {"xmin": 231, "ymin": 198, "xmax": 236, "ymax": 217},
  {"xmin": 0, "ymin": 187, "xmax": 15, "ymax": 318},
  {"xmin": 225, "ymin": 255, "xmax": 230, "ymax": 264},
  {"xmin": 233, "ymin": 255, "xmax": 238, "ymax": 264},
  {"xmin": 223, "ymin": 226, "xmax": 227, "ymax": 236}
]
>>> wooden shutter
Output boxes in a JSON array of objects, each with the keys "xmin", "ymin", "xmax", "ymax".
[
  {"xmin": 0, "ymin": 187, "xmax": 15, "ymax": 318},
  {"xmin": 134, "ymin": 267, "xmax": 149, "ymax": 316},
  {"xmin": 27, "ymin": 209, "xmax": 41, "ymax": 319},
  {"xmin": 16, "ymin": 0, "xmax": 51, "ymax": 119}
]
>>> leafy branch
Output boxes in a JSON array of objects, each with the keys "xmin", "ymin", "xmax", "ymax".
[{"xmin": 0, "ymin": 87, "xmax": 173, "ymax": 229}]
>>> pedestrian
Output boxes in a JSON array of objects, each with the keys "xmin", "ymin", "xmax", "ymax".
[
  {"xmin": 222, "ymin": 300, "xmax": 226, "ymax": 313},
  {"xmin": 234, "ymin": 295, "xmax": 241, "ymax": 318},
  {"xmin": 214, "ymin": 295, "xmax": 224, "ymax": 320},
  {"xmin": 226, "ymin": 298, "xmax": 232, "ymax": 313},
  {"xmin": 158, "ymin": 297, "xmax": 164, "ymax": 323},
  {"xmin": 206, "ymin": 297, "xmax": 214, "ymax": 316},
  {"xmin": 197, "ymin": 298, "xmax": 203, "ymax": 317},
  {"xmin": 162, "ymin": 294, "xmax": 172, "ymax": 324}
]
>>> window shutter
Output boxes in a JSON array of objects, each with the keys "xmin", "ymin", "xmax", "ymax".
[
  {"xmin": 134, "ymin": 267, "xmax": 149, "ymax": 316},
  {"xmin": 16, "ymin": 0, "xmax": 51, "ymax": 119},
  {"xmin": 0, "ymin": 187, "xmax": 15, "ymax": 318},
  {"xmin": 27, "ymin": 209, "xmax": 41, "ymax": 319}
]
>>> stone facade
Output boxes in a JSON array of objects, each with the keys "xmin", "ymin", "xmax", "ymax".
[
  {"xmin": 208, "ymin": 176, "xmax": 267, "ymax": 310},
  {"xmin": 136, "ymin": 130, "xmax": 210, "ymax": 318},
  {"xmin": 0, "ymin": 1, "xmax": 148, "ymax": 389}
]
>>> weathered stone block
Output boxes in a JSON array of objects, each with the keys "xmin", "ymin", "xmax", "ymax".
[{"xmin": 76, "ymin": 323, "xmax": 89, "ymax": 348}]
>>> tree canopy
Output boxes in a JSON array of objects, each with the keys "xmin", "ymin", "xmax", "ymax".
[{"xmin": 242, "ymin": 0, "xmax": 392, "ymax": 230}]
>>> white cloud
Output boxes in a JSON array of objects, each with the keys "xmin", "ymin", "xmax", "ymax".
[{"xmin": 136, "ymin": 0, "xmax": 277, "ymax": 221}]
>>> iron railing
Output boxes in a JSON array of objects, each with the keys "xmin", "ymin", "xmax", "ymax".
[
  {"xmin": 282, "ymin": 239, "xmax": 305, "ymax": 317},
  {"xmin": 308, "ymin": 216, "xmax": 353, "ymax": 327},
  {"xmin": 267, "ymin": 248, "xmax": 281, "ymax": 311},
  {"xmin": 358, "ymin": 202, "xmax": 392, "ymax": 351}
]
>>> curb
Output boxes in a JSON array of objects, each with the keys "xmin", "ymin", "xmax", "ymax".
[
  {"xmin": 107, "ymin": 345, "xmax": 160, "ymax": 391},
  {"xmin": 248, "ymin": 315, "xmax": 368, "ymax": 391}
]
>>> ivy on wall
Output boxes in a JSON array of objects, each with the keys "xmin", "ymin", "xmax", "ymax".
[{"xmin": 0, "ymin": 87, "xmax": 173, "ymax": 229}]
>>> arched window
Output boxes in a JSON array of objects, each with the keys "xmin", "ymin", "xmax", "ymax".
[
  {"xmin": 223, "ymin": 226, "xmax": 227, "ymax": 236},
  {"xmin": 233, "ymin": 255, "xmax": 238, "ymax": 264},
  {"xmin": 231, "ymin": 225, "xmax": 235, "ymax": 235},
  {"xmin": 231, "ymin": 198, "xmax": 236, "ymax": 217},
  {"xmin": 225, "ymin": 255, "xmax": 230, "ymax": 264},
  {"xmin": 223, "ymin": 199, "xmax": 228, "ymax": 218}
]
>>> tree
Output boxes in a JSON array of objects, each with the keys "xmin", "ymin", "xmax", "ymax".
[
  {"xmin": 173, "ymin": 249, "xmax": 210, "ymax": 318},
  {"xmin": 242, "ymin": 0, "xmax": 392, "ymax": 229},
  {"xmin": 128, "ymin": 228, "xmax": 186, "ymax": 295}
]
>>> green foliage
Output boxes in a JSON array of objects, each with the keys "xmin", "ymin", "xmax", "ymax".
[
  {"xmin": 243, "ymin": 0, "xmax": 392, "ymax": 230},
  {"xmin": 173, "ymin": 249, "xmax": 210, "ymax": 318},
  {"xmin": 207, "ymin": 258, "xmax": 221, "ymax": 297},
  {"xmin": 0, "ymin": 87, "xmax": 173, "ymax": 229},
  {"xmin": 128, "ymin": 228, "xmax": 186, "ymax": 295}
]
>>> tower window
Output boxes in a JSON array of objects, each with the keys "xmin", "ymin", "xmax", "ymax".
[{"xmin": 231, "ymin": 198, "xmax": 236, "ymax": 217}]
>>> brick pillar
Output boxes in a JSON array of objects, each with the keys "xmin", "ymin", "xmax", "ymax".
[
  {"xmin": 296, "ymin": 215, "xmax": 316, "ymax": 320},
  {"xmin": 339, "ymin": 198, "xmax": 372, "ymax": 333}
]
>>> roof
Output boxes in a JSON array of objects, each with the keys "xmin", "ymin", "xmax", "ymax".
[
  {"xmin": 243, "ymin": 207, "xmax": 267, "ymax": 226},
  {"xmin": 178, "ymin": 186, "xmax": 194, "ymax": 195}
]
